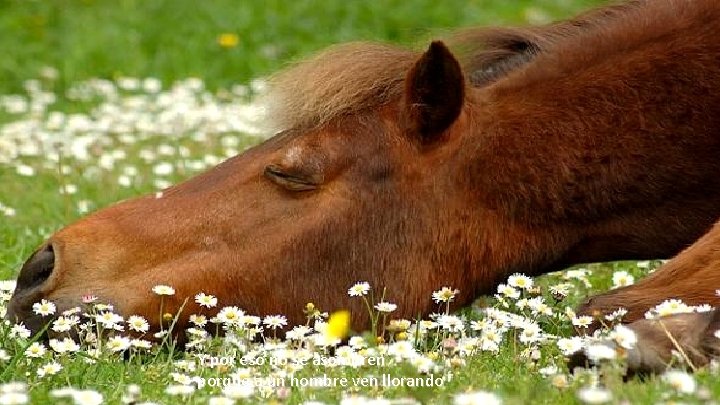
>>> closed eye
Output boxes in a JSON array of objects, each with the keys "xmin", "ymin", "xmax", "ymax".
[{"xmin": 264, "ymin": 165, "xmax": 320, "ymax": 191}]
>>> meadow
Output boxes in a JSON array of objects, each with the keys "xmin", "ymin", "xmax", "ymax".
[{"xmin": 1, "ymin": 0, "xmax": 718, "ymax": 403}]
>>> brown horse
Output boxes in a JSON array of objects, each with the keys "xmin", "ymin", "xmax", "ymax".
[{"xmin": 6, "ymin": 0, "xmax": 720, "ymax": 372}]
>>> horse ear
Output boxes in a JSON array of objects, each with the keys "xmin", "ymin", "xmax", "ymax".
[{"xmin": 404, "ymin": 41, "xmax": 465, "ymax": 142}]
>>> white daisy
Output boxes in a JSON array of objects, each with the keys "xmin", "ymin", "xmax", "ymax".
[
  {"xmin": 36, "ymin": 362, "xmax": 63, "ymax": 378},
  {"xmin": 432, "ymin": 286, "xmax": 459, "ymax": 303},
  {"xmin": 611, "ymin": 271, "xmax": 634, "ymax": 288},
  {"xmin": 557, "ymin": 337, "xmax": 584, "ymax": 356},
  {"xmin": 576, "ymin": 386, "xmax": 612, "ymax": 404},
  {"xmin": 107, "ymin": 336, "xmax": 131, "ymax": 352},
  {"xmin": 51, "ymin": 316, "xmax": 79, "ymax": 333},
  {"xmin": 507, "ymin": 273, "xmax": 533, "ymax": 290},
  {"xmin": 662, "ymin": 370, "xmax": 696, "ymax": 394},
  {"xmin": 374, "ymin": 301, "xmax": 397, "ymax": 313},
  {"xmin": 72, "ymin": 390, "xmax": 103, "ymax": 405},
  {"xmin": 453, "ymin": 391, "xmax": 502, "ymax": 405},
  {"xmin": 194, "ymin": 292, "xmax": 218, "ymax": 308},
  {"xmin": 24, "ymin": 342, "xmax": 46, "ymax": 358},
  {"xmin": 217, "ymin": 306, "xmax": 244, "ymax": 326},
  {"xmin": 127, "ymin": 315, "xmax": 149, "ymax": 333},
  {"xmin": 49, "ymin": 338, "xmax": 79, "ymax": 354},
  {"xmin": 189, "ymin": 314, "xmax": 207, "ymax": 327},
  {"xmin": 572, "ymin": 315, "xmax": 593, "ymax": 329},
  {"xmin": 152, "ymin": 285, "xmax": 175, "ymax": 296},
  {"xmin": 347, "ymin": 282, "xmax": 370, "ymax": 297},
  {"xmin": 32, "ymin": 299, "xmax": 56, "ymax": 316},
  {"xmin": 263, "ymin": 315, "xmax": 288, "ymax": 329}
]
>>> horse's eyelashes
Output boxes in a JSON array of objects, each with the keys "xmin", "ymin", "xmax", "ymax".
[{"xmin": 264, "ymin": 164, "xmax": 320, "ymax": 192}]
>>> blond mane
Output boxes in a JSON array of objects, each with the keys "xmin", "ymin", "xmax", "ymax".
[
  {"xmin": 259, "ymin": 43, "xmax": 418, "ymax": 133},
  {"xmin": 259, "ymin": 0, "xmax": 669, "ymax": 133}
]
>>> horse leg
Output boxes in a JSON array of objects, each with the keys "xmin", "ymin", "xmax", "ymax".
[
  {"xmin": 577, "ymin": 218, "xmax": 720, "ymax": 324},
  {"xmin": 569, "ymin": 310, "xmax": 720, "ymax": 374}
]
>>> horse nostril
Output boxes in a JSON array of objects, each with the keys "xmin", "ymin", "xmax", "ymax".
[{"xmin": 16, "ymin": 244, "xmax": 55, "ymax": 291}]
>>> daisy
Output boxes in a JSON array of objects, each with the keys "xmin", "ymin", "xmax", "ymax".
[
  {"xmin": 572, "ymin": 315, "xmax": 593, "ymax": 329},
  {"xmin": 604, "ymin": 307, "xmax": 628, "ymax": 322},
  {"xmin": 387, "ymin": 340, "xmax": 417, "ymax": 359},
  {"xmin": 653, "ymin": 299, "xmax": 693, "ymax": 317},
  {"xmin": 36, "ymin": 362, "xmax": 63, "ymax": 378},
  {"xmin": 208, "ymin": 398, "xmax": 235, "ymax": 405},
  {"xmin": 165, "ymin": 385, "xmax": 195, "ymax": 396},
  {"xmin": 24, "ymin": 342, "xmax": 46, "ymax": 358},
  {"xmin": 96, "ymin": 312, "xmax": 124, "ymax": 329},
  {"xmin": 519, "ymin": 322, "xmax": 543, "ymax": 344},
  {"xmin": 348, "ymin": 336, "xmax": 368, "ymax": 349},
  {"xmin": 217, "ymin": 306, "xmax": 244, "ymax": 326},
  {"xmin": 171, "ymin": 372, "xmax": 194, "ymax": 385},
  {"xmin": 347, "ymin": 282, "xmax": 370, "ymax": 297},
  {"xmin": 438, "ymin": 314, "xmax": 465, "ymax": 333},
  {"xmin": 528, "ymin": 297, "xmax": 553, "ymax": 316},
  {"xmin": 496, "ymin": 284, "xmax": 520, "ymax": 299},
  {"xmin": 131, "ymin": 339, "xmax": 153, "ymax": 350},
  {"xmin": 557, "ymin": 337, "xmax": 584, "ymax": 356},
  {"xmin": 72, "ymin": 390, "xmax": 103, "ymax": 405},
  {"xmin": 241, "ymin": 315, "xmax": 261, "ymax": 326},
  {"xmin": 286, "ymin": 325, "xmax": 312, "ymax": 340},
  {"xmin": 189, "ymin": 314, "xmax": 207, "ymax": 327},
  {"xmin": 107, "ymin": 336, "xmax": 131, "ymax": 352},
  {"xmin": 0, "ymin": 382, "xmax": 26, "ymax": 394},
  {"xmin": 263, "ymin": 315, "xmax": 288, "ymax": 329},
  {"xmin": 610, "ymin": 324, "xmax": 637, "ymax": 349},
  {"xmin": 49, "ymin": 338, "xmax": 79, "ymax": 354},
  {"xmin": 9, "ymin": 324, "xmax": 31, "ymax": 339},
  {"xmin": 0, "ymin": 280, "xmax": 16, "ymax": 292},
  {"xmin": 453, "ymin": 391, "xmax": 502, "ymax": 405},
  {"xmin": 538, "ymin": 365, "xmax": 559, "ymax": 376},
  {"xmin": 223, "ymin": 383, "xmax": 254, "ymax": 399},
  {"xmin": 0, "ymin": 392, "xmax": 29, "ymax": 404},
  {"xmin": 194, "ymin": 292, "xmax": 217, "ymax": 308},
  {"xmin": 432, "ymin": 287, "xmax": 459, "ymax": 303},
  {"xmin": 32, "ymin": 299, "xmax": 56, "ymax": 316},
  {"xmin": 585, "ymin": 344, "xmax": 617, "ymax": 362},
  {"xmin": 549, "ymin": 283, "xmax": 572, "ymax": 298},
  {"xmin": 576, "ymin": 386, "xmax": 612, "ymax": 404},
  {"xmin": 51, "ymin": 316, "xmax": 79, "ymax": 333},
  {"xmin": 662, "ymin": 370, "xmax": 696, "ymax": 394},
  {"xmin": 127, "ymin": 315, "xmax": 149, "ymax": 333},
  {"xmin": 61, "ymin": 307, "xmax": 81, "ymax": 316},
  {"xmin": 507, "ymin": 273, "xmax": 533, "ymax": 290},
  {"xmin": 374, "ymin": 301, "xmax": 397, "ymax": 313},
  {"xmin": 152, "ymin": 285, "xmax": 175, "ymax": 296},
  {"xmin": 611, "ymin": 271, "xmax": 635, "ymax": 288},
  {"xmin": 387, "ymin": 319, "xmax": 411, "ymax": 333}
]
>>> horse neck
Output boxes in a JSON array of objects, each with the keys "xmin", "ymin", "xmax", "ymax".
[{"xmin": 459, "ymin": 22, "xmax": 720, "ymax": 271}]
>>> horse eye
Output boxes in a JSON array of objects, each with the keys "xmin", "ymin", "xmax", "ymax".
[{"xmin": 264, "ymin": 165, "xmax": 319, "ymax": 191}]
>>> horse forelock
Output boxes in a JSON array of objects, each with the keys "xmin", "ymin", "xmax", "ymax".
[{"xmin": 258, "ymin": 43, "xmax": 418, "ymax": 133}]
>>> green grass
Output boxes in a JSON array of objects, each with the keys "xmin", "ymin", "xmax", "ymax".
[
  {"xmin": 3, "ymin": 1, "xmax": 713, "ymax": 404},
  {"xmin": 0, "ymin": 0, "xmax": 601, "ymax": 94}
]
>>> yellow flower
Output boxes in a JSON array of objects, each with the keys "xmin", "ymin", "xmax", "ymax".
[
  {"xmin": 325, "ymin": 310, "xmax": 350, "ymax": 340},
  {"xmin": 217, "ymin": 33, "xmax": 239, "ymax": 48}
]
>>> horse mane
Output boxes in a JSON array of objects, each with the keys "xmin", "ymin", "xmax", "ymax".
[{"xmin": 260, "ymin": 0, "xmax": 709, "ymax": 133}]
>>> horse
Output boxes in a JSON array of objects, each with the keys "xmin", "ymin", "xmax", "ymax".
[{"xmin": 6, "ymin": 0, "xmax": 720, "ymax": 373}]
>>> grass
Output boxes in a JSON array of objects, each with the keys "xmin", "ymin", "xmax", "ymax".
[{"xmin": 2, "ymin": 0, "xmax": 716, "ymax": 404}]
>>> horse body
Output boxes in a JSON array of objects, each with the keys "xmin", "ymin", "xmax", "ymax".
[{"xmin": 7, "ymin": 0, "xmax": 720, "ymax": 371}]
